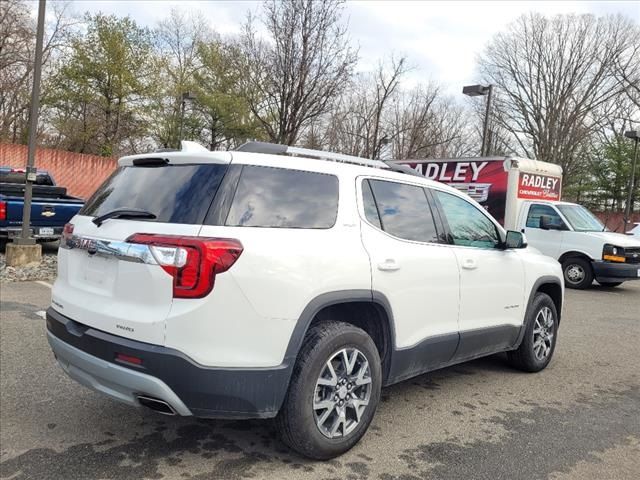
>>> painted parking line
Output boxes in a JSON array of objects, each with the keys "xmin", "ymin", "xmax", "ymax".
[
  {"xmin": 35, "ymin": 280, "xmax": 53, "ymax": 289},
  {"xmin": 35, "ymin": 310, "xmax": 46, "ymax": 319}
]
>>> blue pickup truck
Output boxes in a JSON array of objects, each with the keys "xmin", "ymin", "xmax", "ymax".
[{"xmin": 0, "ymin": 167, "xmax": 84, "ymax": 242}]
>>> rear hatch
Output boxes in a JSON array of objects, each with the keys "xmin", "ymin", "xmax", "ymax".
[{"xmin": 51, "ymin": 153, "xmax": 231, "ymax": 345}]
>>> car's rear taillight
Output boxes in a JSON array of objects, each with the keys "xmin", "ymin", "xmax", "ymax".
[
  {"xmin": 126, "ymin": 234, "xmax": 243, "ymax": 299},
  {"xmin": 0, "ymin": 201, "xmax": 6, "ymax": 221},
  {"xmin": 62, "ymin": 223, "xmax": 74, "ymax": 243}
]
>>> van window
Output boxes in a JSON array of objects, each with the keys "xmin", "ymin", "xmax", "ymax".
[
  {"xmin": 225, "ymin": 165, "xmax": 338, "ymax": 228},
  {"xmin": 435, "ymin": 190, "xmax": 500, "ymax": 248},
  {"xmin": 81, "ymin": 164, "xmax": 228, "ymax": 225},
  {"xmin": 526, "ymin": 204, "xmax": 564, "ymax": 229},
  {"xmin": 368, "ymin": 179, "xmax": 439, "ymax": 242}
]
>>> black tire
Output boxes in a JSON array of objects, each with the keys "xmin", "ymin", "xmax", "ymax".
[
  {"xmin": 276, "ymin": 321, "xmax": 382, "ymax": 460},
  {"xmin": 597, "ymin": 281, "xmax": 622, "ymax": 288},
  {"xmin": 507, "ymin": 292, "xmax": 558, "ymax": 372},
  {"xmin": 561, "ymin": 257, "xmax": 593, "ymax": 289}
]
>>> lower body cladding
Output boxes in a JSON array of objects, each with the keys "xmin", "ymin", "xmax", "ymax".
[
  {"xmin": 591, "ymin": 261, "xmax": 640, "ymax": 283},
  {"xmin": 46, "ymin": 308, "xmax": 292, "ymax": 419}
]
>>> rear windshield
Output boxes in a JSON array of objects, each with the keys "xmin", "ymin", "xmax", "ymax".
[
  {"xmin": 81, "ymin": 164, "xmax": 228, "ymax": 225},
  {"xmin": 224, "ymin": 165, "xmax": 339, "ymax": 228}
]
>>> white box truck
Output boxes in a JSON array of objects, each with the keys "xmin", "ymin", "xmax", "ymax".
[{"xmin": 396, "ymin": 156, "xmax": 640, "ymax": 289}]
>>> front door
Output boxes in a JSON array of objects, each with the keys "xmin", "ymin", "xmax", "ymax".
[
  {"xmin": 432, "ymin": 189, "xmax": 526, "ymax": 361},
  {"xmin": 522, "ymin": 203, "xmax": 566, "ymax": 259}
]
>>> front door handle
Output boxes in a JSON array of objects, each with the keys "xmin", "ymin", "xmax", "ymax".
[
  {"xmin": 378, "ymin": 259, "xmax": 400, "ymax": 271},
  {"xmin": 461, "ymin": 258, "xmax": 477, "ymax": 270}
]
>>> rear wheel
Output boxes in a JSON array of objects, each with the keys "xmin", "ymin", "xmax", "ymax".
[
  {"xmin": 276, "ymin": 321, "xmax": 381, "ymax": 459},
  {"xmin": 562, "ymin": 257, "xmax": 593, "ymax": 289},
  {"xmin": 508, "ymin": 292, "xmax": 558, "ymax": 372}
]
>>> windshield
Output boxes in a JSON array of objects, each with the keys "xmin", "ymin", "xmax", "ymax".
[{"xmin": 556, "ymin": 204, "xmax": 605, "ymax": 232}]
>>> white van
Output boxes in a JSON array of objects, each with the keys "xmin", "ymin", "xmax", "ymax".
[{"xmin": 396, "ymin": 156, "xmax": 640, "ymax": 289}]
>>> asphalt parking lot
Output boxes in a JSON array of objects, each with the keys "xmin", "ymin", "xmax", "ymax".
[{"xmin": 1, "ymin": 281, "xmax": 639, "ymax": 480}]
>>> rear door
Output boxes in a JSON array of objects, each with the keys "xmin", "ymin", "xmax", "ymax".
[
  {"xmin": 358, "ymin": 178, "xmax": 460, "ymax": 376},
  {"xmin": 51, "ymin": 159, "xmax": 229, "ymax": 346}
]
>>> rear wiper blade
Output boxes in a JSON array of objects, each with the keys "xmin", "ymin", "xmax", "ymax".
[{"xmin": 92, "ymin": 208, "xmax": 156, "ymax": 227}]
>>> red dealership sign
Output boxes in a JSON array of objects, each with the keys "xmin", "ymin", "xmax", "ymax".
[
  {"xmin": 517, "ymin": 172, "xmax": 562, "ymax": 201},
  {"xmin": 401, "ymin": 160, "xmax": 509, "ymax": 224}
]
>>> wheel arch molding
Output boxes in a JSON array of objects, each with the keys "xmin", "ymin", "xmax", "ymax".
[
  {"xmin": 513, "ymin": 276, "xmax": 563, "ymax": 349},
  {"xmin": 283, "ymin": 290, "xmax": 397, "ymax": 384}
]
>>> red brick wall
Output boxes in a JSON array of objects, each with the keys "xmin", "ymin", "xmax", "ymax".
[
  {"xmin": 594, "ymin": 211, "xmax": 639, "ymax": 233},
  {"xmin": 0, "ymin": 143, "xmax": 117, "ymax": 200}
]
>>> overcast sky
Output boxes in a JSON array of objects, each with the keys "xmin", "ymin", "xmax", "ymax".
[{"xmin": 58, "ymin": 0, "xmax": 640, "ymax": 97}]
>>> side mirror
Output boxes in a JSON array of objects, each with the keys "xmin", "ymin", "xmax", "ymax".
[
  {"xmin": 505, "ymin": 230, "xmax": 527, "ymax": 249},
  {"xmin": 540, "ymin": 215, "xmax": 564, "ymax": 230}
]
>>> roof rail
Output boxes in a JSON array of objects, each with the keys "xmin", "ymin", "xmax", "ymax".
[
  {"xmin": 236, "ymin": 141, "xmax": 389, "ymax": 170},
  {"xmin": 383, "ymin": 161, "xmax": 423, "ymax": 177}
]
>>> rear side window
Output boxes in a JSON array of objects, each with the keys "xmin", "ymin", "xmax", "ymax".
[
  {"xmin": 225, "ymin": 165, "xmax": 338, "ymax": 228},
  {"xmin": 81, "ymin": 164, "xmax": 228, "ymax": 224},
  {"xmin": 367, "ymin": 179, "xmax": 440, "ymax": 243}
]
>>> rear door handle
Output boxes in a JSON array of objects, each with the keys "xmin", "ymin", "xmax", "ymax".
[
  {"xmin": 378, "ymin": 259, "xmax": 400, "ymax": 271},
  {"xmin": 461, "ymin": 258, "xmax": 477, "ymax": 270}
]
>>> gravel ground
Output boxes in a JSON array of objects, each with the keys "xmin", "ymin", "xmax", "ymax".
[{"xmin": 0, "ymin": 242, "xmax": 59, "ymax": 283}]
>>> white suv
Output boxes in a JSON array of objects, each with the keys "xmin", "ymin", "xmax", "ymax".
[{"xmin": 47, "ymin": 141, "xmax": 564, "ymax": 459}]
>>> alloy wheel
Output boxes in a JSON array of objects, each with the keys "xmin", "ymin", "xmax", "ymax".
[
  {"xmin": 532, "ymin": 306, "xmax": 555, "ymax": 361},
  {"xmin": 313, "ymin": 348, "xmax": 372, "ymax": 438}
]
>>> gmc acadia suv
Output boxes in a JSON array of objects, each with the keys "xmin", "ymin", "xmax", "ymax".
[{"xmin": 46, "ymin": 141, "xmax": 564, "ymax": 459}]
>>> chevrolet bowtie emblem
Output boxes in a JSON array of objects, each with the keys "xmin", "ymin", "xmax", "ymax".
[{"xmin": 42, "ymin": 211, "xmax": 56, "ymax": 217}]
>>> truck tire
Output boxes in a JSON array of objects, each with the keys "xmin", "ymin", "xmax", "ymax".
[
  {"xmin": 561, "ymin": 257, "xmax": 593, "ymax": 289},
  {"xmin": 276, "ymin": 321, "xmax": 381, "ymax": 460},
  {"xmin": 508, "ymin": 292, "xmax": 558, "ymax": 372},
  {"xmin": 597, "ymin": 281, "xmax": 622, "ymax": 288}
]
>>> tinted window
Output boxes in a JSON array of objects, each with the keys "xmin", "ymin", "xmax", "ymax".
[
  {"xmin": 435, "ymin": 190, "xmax": 500, "ymax": 248},
  {"xmin": 368, "ymin": 179, "xmax": 439, "ymax": 242},
  {"xmin": 0, "ymin": 169, "xmax": 54, "ymax": 185},
  {"xmin": 225, "ymin": 166, "xmax": 338, "ymax": 228},
  {"xmin": 526, "ymin": 204, "xmax": 564, "ymax": 229},
  {"xmin": 81, "ymin": 164, "xmax": 227, "ymax": 224},
  {"xmin": 362, "ymin": 180, "xmax": 382, "ymax": 229}
]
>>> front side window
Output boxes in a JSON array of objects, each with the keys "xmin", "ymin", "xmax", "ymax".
[
  {"xmin": 225, "ymin": 165, "xmax": 338, "ymax": 228},
  {"xmin": 435, "ymin": 190, "xmax": 500, "ymax": 248},
  {"xmin": 367, "ymin": 179, "xmax": 440, "ymax": 243},
  {"xmin": 526, "ymin": 204, "xmax": 564, "ymax": 229}
]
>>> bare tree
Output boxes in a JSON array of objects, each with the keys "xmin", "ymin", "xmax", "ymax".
[
  {"xmin": 322, "ymin": 57, "xmax": 407, "ymax": 158},
  {"xmin": 478, "ymin": 13, "xmax": 638, "ymax": 186},
  {"xmin": 239, "ymin": 0, "xmax": 357, "ymax": 145},
  {"xmin": 390, "ymin": 85, "xmax": 471, "ymax": 159}
]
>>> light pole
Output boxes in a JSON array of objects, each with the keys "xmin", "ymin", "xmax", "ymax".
[
  {"xmin": 463, "ymin": 84, "xmax": 493, "ymax": 157},
  {"xmin": 16, "ymin": 0, "xmax": 46, "ymax": 245},
  {"xmin": 623, "ymin": 130, "xmax": 639, "ymax": 231},
  {"xmin": 178, "ymin": 91, "xmax": 196, "ymax": 148}
]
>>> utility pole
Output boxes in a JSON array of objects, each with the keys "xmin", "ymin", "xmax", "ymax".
[
  {"xmin": 16, "ymin": 0, "xmax": 46, "ymax": 245},
  {"xmin": 6, "ymin": 0, "xmax": 46, "ymax": 266}
]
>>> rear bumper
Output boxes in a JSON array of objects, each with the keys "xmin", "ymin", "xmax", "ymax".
[
  {"xmin": 591, "ymin": 261, "xmax": 640, "ymax": 283},
  {"xmin": 0, "ymin": 226, "xmax": 63, "ymax": 239},
  {"xmin": 46, "ymin": 308, "xmax": 292, "ymax": 419}
]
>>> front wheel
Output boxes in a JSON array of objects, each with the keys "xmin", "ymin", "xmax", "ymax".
[
  {"xmin": 276, "ymin": 321, "xmax": 382, "ymax": 460},
  {"xmin": 562, "ymin": 257, "xmax": 593, "ymax": 289},
  {"xmin": 508, "ymin": 292, "xmax": 558, "ymax": 372}
]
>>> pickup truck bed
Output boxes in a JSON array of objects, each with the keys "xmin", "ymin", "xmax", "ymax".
[{"xmin": 1, "ymin": 182, "xmax": 84, "ymax": 241}]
